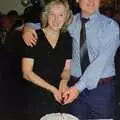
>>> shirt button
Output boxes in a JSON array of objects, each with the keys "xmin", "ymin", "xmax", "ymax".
[{"xmin": 48, "ymin": 52, "xmax": 51, "ymax": 56}]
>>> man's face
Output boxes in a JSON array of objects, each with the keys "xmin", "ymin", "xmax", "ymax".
[{"xmin": 76, "ymin": 0, "xmax": 100, "ymax": 16}]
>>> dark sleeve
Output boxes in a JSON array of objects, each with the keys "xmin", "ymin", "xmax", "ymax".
[
  {"xmin": 63, "ymin": 32, "xmax": 72, "ymax": 59},
  {"xmin": 21, "ymin": 41, "xmax": 36, "ymax": 59},
  {"xmin": 21, "ymin": 29, "xmax": 41, "ymax": 58}
]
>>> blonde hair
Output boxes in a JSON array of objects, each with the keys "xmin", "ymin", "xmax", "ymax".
[{"xmin": 40, "ymin": 0, "xmax": 73, "ymax": 32}]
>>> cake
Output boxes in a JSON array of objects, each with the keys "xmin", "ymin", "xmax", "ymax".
[{"xmin": 40, "ymin": 113, "xmax": 79, "ymax": 120}]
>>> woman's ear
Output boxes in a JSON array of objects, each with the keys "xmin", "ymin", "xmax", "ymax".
[{"xmin": 76, "ymin": 0, "xmax": 79, "ymax": 3}]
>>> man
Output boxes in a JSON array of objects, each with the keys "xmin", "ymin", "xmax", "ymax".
[{"xmin": 23, "ymin": 0, "xmax": 120, "ymax": 119}]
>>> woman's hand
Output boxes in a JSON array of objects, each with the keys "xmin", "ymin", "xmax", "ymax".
[
  {"xmin": 59, "ymin": 80, "xmax": 69, "ymax": 104},
  {"xmin": 51, "ymin": 87, "xmax": 62, "ymax": 103},
  {"xmin": 59, "ymin": 80, "xmax": 68, "ymax": 95}
]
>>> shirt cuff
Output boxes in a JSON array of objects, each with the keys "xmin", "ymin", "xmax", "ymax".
[
  {"xmin": 74, "ymin": 79, "xmax": 86, "ymax": 92},
  {"xmin": 25, "ymin": 23, "xmax": 40, "ymax": 30}
]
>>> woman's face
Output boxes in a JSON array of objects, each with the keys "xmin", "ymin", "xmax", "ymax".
[{"xmin": 47, "ymin": 3, "xmax": 67, "ymax": 32}]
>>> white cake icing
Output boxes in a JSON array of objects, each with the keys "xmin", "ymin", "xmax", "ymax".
[{"xmin": 40, "ymin": 113, "xmax": 79, "ymax": 120}]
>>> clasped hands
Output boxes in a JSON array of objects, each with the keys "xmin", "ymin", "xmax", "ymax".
[{"xmin": 52, "ymin": 81, "xmax": 80, "ymax": 105}]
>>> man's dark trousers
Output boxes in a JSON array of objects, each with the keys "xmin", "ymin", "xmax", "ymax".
[{"xmin": 68, "ymin": 76, "xmax": 116, "ymax": 120}]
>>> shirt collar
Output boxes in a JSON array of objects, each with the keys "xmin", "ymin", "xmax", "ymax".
[
  {"xmin": 80, "ymin": 10, "xmax": 100, "ymax": 22},
  {"xmin": 89, "ymin": 10, "xmax": 100, "ymax": 22}
]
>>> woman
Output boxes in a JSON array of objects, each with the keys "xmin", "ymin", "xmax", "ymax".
[{"xmin": 21, "ymin": 0, "xmax": 73, "ymax": 119}]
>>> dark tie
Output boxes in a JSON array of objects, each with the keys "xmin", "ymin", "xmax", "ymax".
[{"xmin": 80, "ymin": 17, "xmax": 90, "ymax": 74}]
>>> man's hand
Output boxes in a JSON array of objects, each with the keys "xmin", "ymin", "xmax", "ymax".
[
  {"xmin": 62, "ymin": 87, "xmax": 80, "ymax": 104},
  {"xmin": 22, "ymin": 26, "xmax": 38, "ymax": 47}
]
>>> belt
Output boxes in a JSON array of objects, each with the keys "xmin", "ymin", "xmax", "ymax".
[
  {"xmin": 98, "ymin": 77, "xmax": 113, "ymax": 85},
  {"xmin": 69, "ymin": 76, "xmax": 114, "ymax": 86}
]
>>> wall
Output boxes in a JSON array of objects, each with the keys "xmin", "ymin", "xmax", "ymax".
[{"xmin": 0, "ymin": 0, "xmax": 25, "ymax": 14}]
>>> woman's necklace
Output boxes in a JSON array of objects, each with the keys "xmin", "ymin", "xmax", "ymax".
[{"xmin": 43, "ymin": 28, "xmax": 60, "ymax": 48}]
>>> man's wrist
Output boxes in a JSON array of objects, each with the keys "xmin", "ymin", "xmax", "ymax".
[
  {"xmin": 24, "ymin": 23, "xmax": 38, "ymax": 30},
  {"xmin": 74, "ymin": 80, "xmax": 86, "ymax": 93}
]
